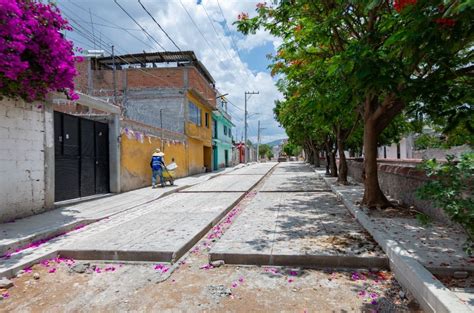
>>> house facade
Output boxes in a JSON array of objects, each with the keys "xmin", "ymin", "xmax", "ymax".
[
  {"xmin": 212, "ymin": 99, "xmax": 234, "ymax": 170},
  {"xmin": 74, "ymin": 51, "xmax": 217, "ymax": 191}
]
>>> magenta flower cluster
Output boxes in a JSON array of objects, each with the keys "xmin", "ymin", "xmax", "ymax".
[{"xmin": 0, "ymin": 0, "xmax": 81, "ymax": 102}]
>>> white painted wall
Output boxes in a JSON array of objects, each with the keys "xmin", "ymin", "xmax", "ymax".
[{"xmin": 0, "ymin": 98, "xmax": 48, "ymax": 222}]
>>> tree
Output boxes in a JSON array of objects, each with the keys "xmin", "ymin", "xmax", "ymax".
[
  {"xmin": 236, "ymin": 0, "xmax": 473, "ymax": 207},
  {"xmin": 0, "ymin": 0, "xmax": 81, "ymax": 102},
  {"xmin": 258, "ymin": 144, "xmax": 272, "ymax": 159}
]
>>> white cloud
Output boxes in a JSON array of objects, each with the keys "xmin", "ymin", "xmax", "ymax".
[{"xmin": 58, "ymin": 0, "xmax": 286, "ymax": 142}]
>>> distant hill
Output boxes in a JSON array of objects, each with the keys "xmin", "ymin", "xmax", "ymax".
[{"xmin": 265, "ymin": 138, "xmax": 288, "ymax": 147}]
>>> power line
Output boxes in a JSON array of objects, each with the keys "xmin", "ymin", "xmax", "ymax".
[
  {"xmin": 216, "ymin": 0, "xmax": 244, "ymax": 62},
  {"xmin": 138, "ymin": 0, "xmax": 181, "ymax": 51},
  {"xmin": 201, "ymin": 4, "xmax": 233, "ymax": 61},
  {"xmin": 178, "ymin": 0, "xmax": 224, "ymax": 63},
  {"xmin": 113, "ymin": 0, "xmax": 166, "ymax": 51},
  {"xmin": 63, "ymin": 2, "xmax": 156, "ymax": 50}
]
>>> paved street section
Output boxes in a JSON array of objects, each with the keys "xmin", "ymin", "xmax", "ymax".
[
  {"xmin": 210, "ymin": 163, "xmax": 387, "ymax": 268},
  {"xmin": 0, "ymin": 167, "xmax": 242, "ymax": 257},
  {"xmin": 182, "ymin": 174, "xmax": 264, "ymax": 192},
  {"xmin": 225, "ymin": 162, "xmax": 276, "ymax": 175},
  {"xmin": 61, "ymin": 192, "xmax": 245, "ymax": 263},
  {"xmin": 260, "ymin": 163, "xmax": 330, "ymax": 192}
]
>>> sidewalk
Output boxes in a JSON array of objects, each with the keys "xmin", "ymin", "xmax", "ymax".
[
  {"xmin": 0, "ymin": 165, "xmax": 243, "ymax": 258},
  {"xmin": 316, "ymin": 169, "xmax": 473, "ymax": 312}
]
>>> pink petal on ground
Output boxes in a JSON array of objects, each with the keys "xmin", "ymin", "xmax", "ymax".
[
  {"xmin": 289, "ymin": 270, "xmax": 298, "ymax": 276},
  {"xmin": 288, "ymin": 278, "xmax": 294, "ymax": 283},
  {"xmin": 238, "ymin": 277, "xmax": 244, "ymax": 283},
  {"xmin": 2, "ymin": 292, "xmax": 9, "ymax": 298},
  {"xmin": 48, "ymin": 268, "xmax": 56, "ymax": 273},
  {"xmin": 231, "ymin": 282, "xmax": 238, "ymax": 288}
]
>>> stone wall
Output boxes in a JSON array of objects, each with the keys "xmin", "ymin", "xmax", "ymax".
[
  {"xmin": 346, "ymin": 159, "xmax": 449, "ymax": 223},
  {"xmin": 0, "ymin": 98, "xmax": 52, "ymax": 222}
]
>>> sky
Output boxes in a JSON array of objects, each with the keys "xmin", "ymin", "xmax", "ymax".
[{"xmin": 56, "ymin": 0, "xmax": 287, "ymax": 144}]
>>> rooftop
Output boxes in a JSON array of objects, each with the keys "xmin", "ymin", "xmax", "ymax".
[{"xmin": 92, "ymin": 51, "xmax": 215, "ymax": 85}]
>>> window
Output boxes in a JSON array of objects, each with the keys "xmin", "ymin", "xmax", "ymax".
[
  {"xmin": 224, "ymin": 125, "xmax": 227, "ymax": 136},
  {"xmin": 212, "ymin": 119, "xmax": 217, "ymax": 139},
  {"xmin": 188, "ymin": 102, "xmax": 201, "ymax": 126},
  {"xmin": 205, "ymin": 113, "xmax": 209, "ymax": 128}
]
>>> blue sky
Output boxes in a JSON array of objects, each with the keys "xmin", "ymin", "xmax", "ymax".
[{"xmin": 57, "ymin": 0, "xmax": 286, "ymax": 144}]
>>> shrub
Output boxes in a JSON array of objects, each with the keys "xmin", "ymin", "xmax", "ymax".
[
  {"xmin": 0, "ymin": 0, "xmax": 80, "ymax": 102},
  {"xmin": 417, "ymin": 153, "xmax": 474, "ymax": 255}
]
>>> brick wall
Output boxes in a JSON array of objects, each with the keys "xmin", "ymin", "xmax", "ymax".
[
  {"xmin": 0, "ymin": 98, "xmax": 48, "ymax": 222},
  {"xmin": 346, "ymin": 159, "xmax": 449, "ymax": 223}
]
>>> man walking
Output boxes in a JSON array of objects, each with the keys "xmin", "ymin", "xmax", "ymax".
[{"xmin": 150, "ymin": 148, "xmax": 165, "ymax": 188}]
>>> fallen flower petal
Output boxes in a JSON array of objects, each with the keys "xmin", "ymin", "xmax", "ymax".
[{"xmin": 48, "ymin": 268, "xmax": 56, "ymax": 273}]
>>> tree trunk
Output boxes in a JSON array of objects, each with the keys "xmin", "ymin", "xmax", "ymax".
[
  {"xmin": 361, "ymin": 121, "xmax": 391, "ymax": 208},
  {"xmin": 325, "ymin": 150, "xmax": 331, "ymax": 176},
  {"xmin": 330, "ymin": 150, "xmax": 338, "ymax": 177},
  {"xmin": 313, "ymin": 146, "xmax": 321, "ymax": 167},
  {"xmin": 337, "ymin": 134, "xmax": 348, "ymax": 184}
]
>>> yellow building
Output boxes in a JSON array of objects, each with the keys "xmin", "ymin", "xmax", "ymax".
[{"xmin": 185, "ymin": 89, "xmax": 214, "ymax": 175}]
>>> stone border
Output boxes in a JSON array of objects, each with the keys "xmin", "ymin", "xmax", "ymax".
[
  {"xmin": 321, "ymin": 175, "xmax": 472, "ymax": 313},
  {"xmin": 209, "ymin": 252, "xmax": 389, "ymax": 270}
]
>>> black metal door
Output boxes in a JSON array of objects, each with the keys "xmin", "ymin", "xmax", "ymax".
[
  {"xmin": 55, "ymin": 113, "xmax": 80, "ymax": 201},
  {"xmin": 95, "ymin": 122, "xmax": 109, "ymax": 194},
  {"xmin": 54, "ymin": 112, "xmax": 109, "ymax": 201},
  {"xmin": 80, "ymin": 119, "xmax": 95, "ymax": 197}
]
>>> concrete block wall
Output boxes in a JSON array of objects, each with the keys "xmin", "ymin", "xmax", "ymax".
[
  {"xmin": 124, "ymin": 89, "xmax": 185, "ymax": 134},
  {"xmin": 0, "ymin": 98, "xmax": 48, "ymax": 222},
  {"xmin": 346, "ymin": 159, "xmax": 450, "ymax": 223}
]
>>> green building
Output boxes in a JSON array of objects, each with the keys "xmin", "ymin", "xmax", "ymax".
[{"xmin": 212, "ymin": 99, "xmax": 234, "ymax": 170}]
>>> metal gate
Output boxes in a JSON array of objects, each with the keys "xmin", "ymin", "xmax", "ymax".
[{"xmin": 54, "ymin": 112, "xmax": 109, "ymax": 202}]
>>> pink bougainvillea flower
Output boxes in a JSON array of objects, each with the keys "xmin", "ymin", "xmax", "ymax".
[
  {"xmin": 199, "ymin": 264, "xmax": 214, "ymax": 270},
  {"xmin": 0, "ymin": 0, "xmax": 80, "ymax": 102},
  {"xmin": 48, "ymin": 268, "xmax": 56, "ymax": 273},
  {"xmin": 23, "ymin": 266, "xmax": 33, "ymax": 273},
  {"xmin": 351, "ymin": 272, "xmax": 360, "ymax": 281},
  {"xmin": 371, "ymin": 300, "xmax": 378, "ymax": 305},
  {"xmin": 289, "ymin": 270, "xmax": 298, "ymax": 276},
  {"xmin": 238, "ymin": 277, "xmax": 244, "ymax": 283},
  {"xmin": 231, "ymin": 282, "xmax": 238, "ymax": 288},
  {"xmin": 1, "ymin": 292, "xmax": 9, "ymax": 298},
  {"xmin": 288, "ymin": 278, "xmax": 294, "ymax": 283},
  {"xmin": 358, "ymin": 290, "xmax": 366, "ymax": 297},
  {"xmin": 369, "ymin": 292, "xmax": 378, "ymax": 299}
]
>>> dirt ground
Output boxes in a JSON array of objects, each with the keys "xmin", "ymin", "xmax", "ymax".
[
  {"xmin": 0, "ymin": 169, "xmax": 423, "ymax": 312},
  {"xmin": 0, "ymin": 236, "xmax": 422, "ymax": 313}
]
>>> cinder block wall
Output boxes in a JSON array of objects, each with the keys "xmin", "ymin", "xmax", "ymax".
[
  {"xmin": 346, "ymin": 159, "xmax": 449, "ymax": 223},
  {"xmin": 0, "ymin": 98, "xmax": 48, "ymax": 222}
]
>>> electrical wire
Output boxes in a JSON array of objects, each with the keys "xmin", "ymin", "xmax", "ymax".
[
  {"xmin": 216, "ymin": 0, "xmax": 244, "ymax": 62},
  {"xmin": 178, "ymin": 0, "xmax": 224, "ymax": 63},
  {"xmin": 63, "ymin": 1, "xmax": 156, "ymax": 50},
  {"xmin": 113, "ymin": 0, "xmax": 166, "ymax": 51},
  {"xmin": 138, "ymin": 0, "xmax": 182, "ymax": 51}
]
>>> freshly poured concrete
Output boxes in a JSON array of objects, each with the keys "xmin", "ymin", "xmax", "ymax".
[
  {"xmin": 260, "ymin": 163, "xmax": 329, "ymax": 192},
  {"xmin": 61, "ymin": 192, "xmax": 244, "ymax": 262},
  {"xmin": 182, "ymin": 174, "xmax": 264, "ymax": 192},
  {"xmin": 226, "ymin": 163, "xmax": 276, "ymax": 175},
  {"xmin": 210, "ymin": 191, "xmax": 387, "ymax": 268}
]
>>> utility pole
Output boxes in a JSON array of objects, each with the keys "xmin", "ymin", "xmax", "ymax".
[
  {"xmin": 257, "ymin": 120, "xmax": 266, "ymax": 163},
  {"xmin": 160, "ymin": 109, "xmax": 164, "ymax": 151},
  {"xmin": 112, "ymin": 45, "xmax": 117, "ymax": 105},
  {"xmin": 244, "ymin": 91, "xmax": 259, "ymax": 163}
]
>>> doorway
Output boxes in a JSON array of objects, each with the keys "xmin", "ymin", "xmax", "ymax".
[{"xmin": 54, "ymin": 112, "xmax": 109, "ymax": 201}]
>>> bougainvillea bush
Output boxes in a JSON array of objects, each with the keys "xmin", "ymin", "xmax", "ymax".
[{"xmin": 0, "ymin": 0, "xmax": 80, "ymax": 102}]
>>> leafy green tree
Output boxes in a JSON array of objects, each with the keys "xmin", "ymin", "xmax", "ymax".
[
  {"xmin": 258, "ymin": 144, "xmax": 272, "ymax": 159},
  {"xmin": 237, "ymin": 0, "xmax": 473, "ymax": 207},
  {"xmin": 417, "ymin": 153, "xmax": 474, "ymax": 255}
]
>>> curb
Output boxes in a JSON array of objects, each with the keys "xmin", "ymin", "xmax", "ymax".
[
  {"xmin": 209, "ymin": 252, "xmax": 389, "ymax": 269},
  {"xmin": 321, "ymin": 175, "xmax": 472, "ymax": 313},
  {"xmin": 0, "ymin": 168, "xmax": 233, "ymax": 258}
]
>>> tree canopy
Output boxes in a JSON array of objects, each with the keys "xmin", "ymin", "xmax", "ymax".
[{"xmin": 236, "ymin": 0, "xmax": 473, "ymax": 207}]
